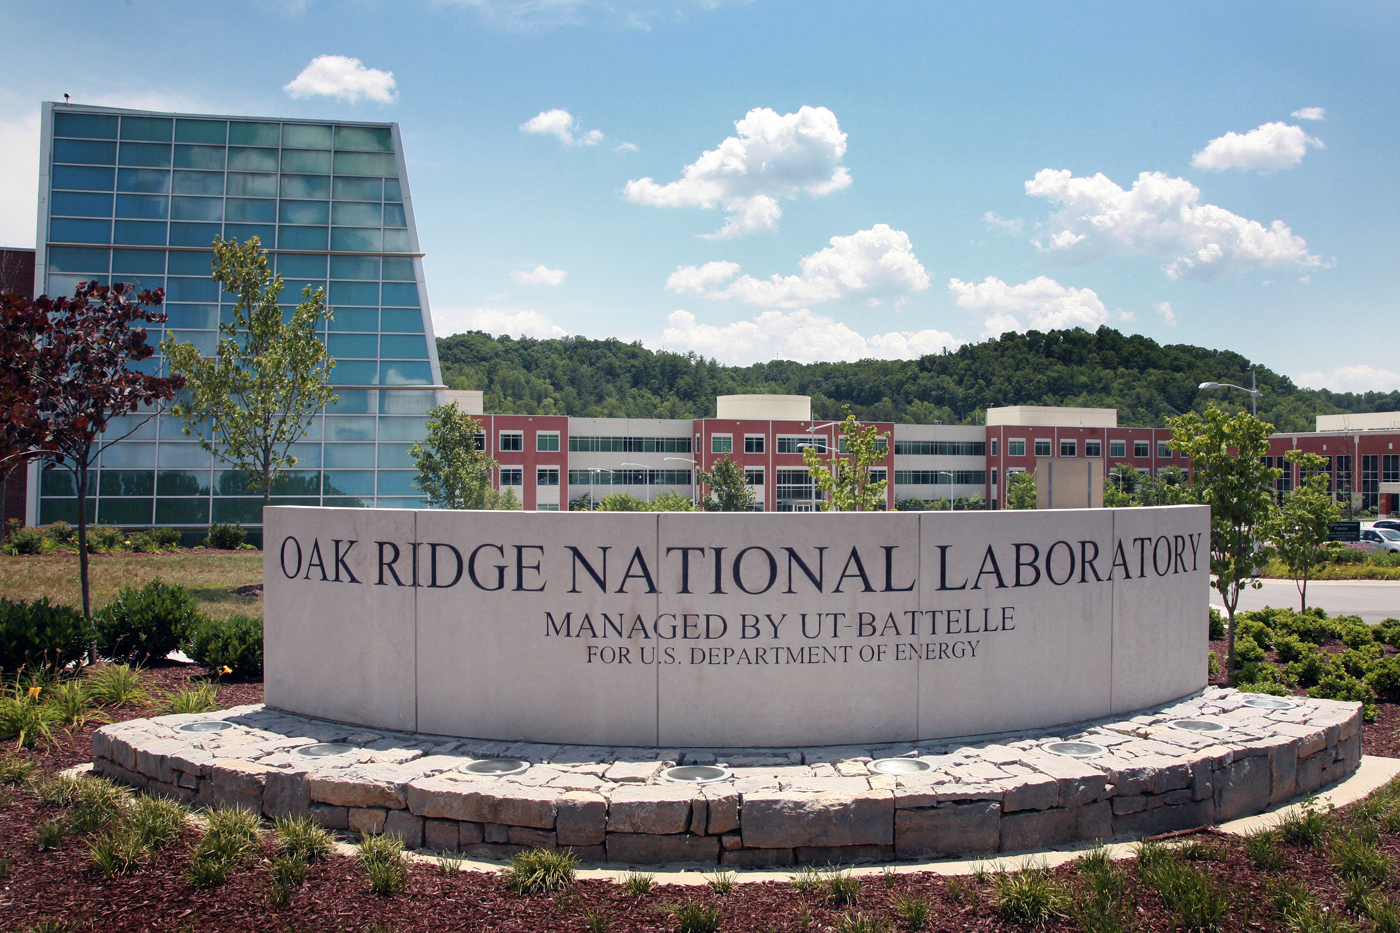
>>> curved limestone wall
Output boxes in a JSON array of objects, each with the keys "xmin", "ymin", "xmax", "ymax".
[
  {"xmin": 263, "ymin": 504, "xmax": 1210, "ymax": 748},
  {"xmin": 90, "ymin": 689, "xmax": 1363, "ymax": 865}
]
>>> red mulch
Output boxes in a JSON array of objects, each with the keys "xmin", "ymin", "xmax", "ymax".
[{"xmin": 0, "ymin": 653, "xmax": 1396, "ymax": 930}]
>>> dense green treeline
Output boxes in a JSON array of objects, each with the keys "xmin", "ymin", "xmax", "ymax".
[{"xmin": 435, "ymin": 326, "xmax": 1400, "ymax": 432}]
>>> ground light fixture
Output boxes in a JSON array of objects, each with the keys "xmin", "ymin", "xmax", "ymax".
[
  {"xmin": 868, "ymin": 758, "xmax": 933, "ymax": 774},
  {"xmin": 459, "ymin": 759, "xmax": 530, "ymax": 776},
  {"xmin": 661, "ymin": 765, "xmax": 732, "ymax": 783},
  {"xmin": 1243, "ymin": 695, "xmax": 1296, "ymax": 709},
  {"xmin": 1043, "ymin": 741, "xmax": 1107, "ymax": 759},
  {"xmin": 176, "ymin": 721, "xmax": 235, "ymax": 734},
  {"xmin": 1168, "ymin": 719, "xmax": 1230, "ymax": 734},
  {"xmin": 294, "ymin": 743, "xmax": 358, "ymax": 758}
]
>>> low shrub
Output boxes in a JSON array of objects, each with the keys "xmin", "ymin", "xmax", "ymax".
[
  {"xmin": 673, "ymin": 902, "xmax": 722, "ymax": 933},
  {"xmin": 1243, "ymin": 828, "xmax": 1284, "ymax": 870},
  {"xmin": 0, "ymin": 597, "xmax": 94, "ymax": 678},
  {"xmin": 1376, "ymin": 618, "xmax": 1400, "ymax": 650},
  {"xmin": 1309, "ymin": 669, "xmax": 1377, "ymax": 720},
  {"xmin": 1367, "ymin": 656, "xmax": 1400, "ymax": 701},
  {"xmin": 203, "ymin": 522, "xmax": 247, "ymax": 550},
  {"xmin": 274, "ymin": 814, "xmax": 335, "ymax": 862},
  {"xmin": 0, "ymin": 687, "xmax": 63, "ymax": 747},
  {"xmin": 3, "ymin": 520, "xmax": 44, "ymax": 556},
  {"xmin": 619, "ymin": 870, "xmax": 654, "ymax": 896},
  {"xmin": 41, "ymin": 521, "xmax": 75, "ymax": 546},
  {"xmin": 1236, "ymin": 618, "xmax": 1273, "ymax": 651},
  {"xmin": 992, "ymin": 865, "xmax": 1069, "ymax": 925},
  {"xmin": 183, "ymin": 614, "xmax": 262, "ymax": 678},
  {"xmin": 358, "ymin": 833, "xmax": 408, "ymax": 896},
  {"xmin": 1340, "ymin": 621, "xmax": 1379, "ymax": 650},
  {"xmin": 1274, "ymin": 633, "xmax": 1308, "ymax": 664},
  {"xmin": 158, "ymin": 682, "xmax": 218, "ymax": 715},
  {"xmin": 1208, "ymin": 608, "xmax": 1226, "ymax": 640},
  {"xmin": 86, "ymin": 664, "xmax": 149, "ymax": 707},
  {"xmin": 1233, "ymin": 634, "xmax": 1266, "ymax": 667},
  {"xmin": 85, "ymin": 525, "xmax": 126, "ymax": 553},
  {"xmin": 95, "ymin": 580, "xmax": 205, "ymax": 663},
  {"xmin": 503, "ymin": 846, "xmax": 576, "ymax": 896}
]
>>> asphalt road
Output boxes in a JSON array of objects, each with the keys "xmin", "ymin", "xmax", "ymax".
[{"xmin": 1209, "ymin": 578, "xmax": 1400, "ymax": 624}]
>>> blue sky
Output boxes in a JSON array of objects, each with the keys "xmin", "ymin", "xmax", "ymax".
[{"xmin": 1, "ymin": 1, "xmax": 1396, "ymax": 391}]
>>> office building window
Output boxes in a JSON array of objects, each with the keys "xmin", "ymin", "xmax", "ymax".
[
  {"xmin": 744, "ymin": 467, "xmax": 764, "ymax": 486},
  {"xmin": 1060, "ymin": 439, "xmax": 1076, "ymax": 457},
  {"xmin": 990, "ymin": 439, "xmax": 998, "ymax": 457},
  {"xmin": 499, "ymin": 467, "xmax": 523, "ymax": 486},
  {"xmin": 1084, "ymin": 440, "xmax": 1101, "ymax": 457},
  {"xmin": 744, "ymin": 435, "xmax": 764, "ymax": 454},
  {"xmin": 1034, "ymin": 439, "xmax": 1051, "ymax": 457},
  {"xmin": 778, "ymin": 436, "xmax": 826, "ymax": 454},
  {"xmin": 839, "ymin": 437, "xmax": 887, "ymax": 453},
  {"xmin": 1109, "ymin": 440, "xmax": 1126, "ymax": 458},
  {"xmin": 1384, "ymin": 455, "xmax": 1400, "ymax": 484},
  {"xmin": 536, "ymin": 502, "xmax": 559, "ymax": 511},
  {"xmin": 1008, "ymin": 438, "xmax": 1026, "ymax": 457},
  {"xmin": 537, "ymin": 432, "xmax": 559, "ymax": 452},
  {"xmin": 869, "ymin": 467, "xmax": 887, "ymax": 484},
  {"xmin": 1134, "ymin": 440, "xmax": 1150, "ymax": 458},
  {"xmin": 712, "ymin": 435, "xmax": 732, "ymax": 454},
  {"xmin": 537, "ymin": 467, "xmax": 559, "ymax": 486},
  {"xmin": 992, "ymin": 468, "xmax": 998, "ymax": 486},
  {"xmin": 500, "ymin": 431, "xmax": 523, "ymax": 452},
  {"xmin": 1157, "ymin": 441, "xmax": 1171, "ymax": 459}
]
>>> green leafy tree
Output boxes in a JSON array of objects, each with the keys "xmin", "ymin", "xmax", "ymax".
[
  {"xmin": 408, "ymin": 403, "xmax": 497, "ymax": 509},
  {"xmin": 648, "ymin": 490, "xmax": 696, "ymax": 512},
  {"xmin": 697, "ymin": 456, "xmax": 755, "ymax": 512},
  {"xmin": 596, "ymin": 491, "xmax": 648, "ymax": 511},
  {"xmin": 161, "ymin": 237, "xmax": 336, "ymax": 507},
  {"xmin": 1169, "ymin": 407, "xmax": 1281, "ymax": 672},
  {"xmin": 1005, "ymin": 470, "xmax": 1037, "ymax": 510},
  {"xmin": 800, "ymin": 409, "xmax": 889, "ymax": 511},
  {"xmin": 1274, "ymin": 450, "xmax": 1341, "ymax": 612},
  {"xmin": 483, "ymin": 487, "xmax": 522, "ymax": 510}
]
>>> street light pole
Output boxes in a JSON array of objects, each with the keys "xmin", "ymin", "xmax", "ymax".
[
  {"xmin": 664, "ymin": 456, "xmax": 698, "ymax": 508},
  {"xmin": 936, "ymin": 470, "xmax": 956, "ymax": 510},
  {"xmin": 801, "ymin": 420, "xmax": 843, "ymax": 512},
  {"xmin": 621, "ymin": 463, "xmax": 652, "ymax": 503},
  {"xmin": 1198, "ymin": 376, "xmax": 1261, "ymax": 418}
]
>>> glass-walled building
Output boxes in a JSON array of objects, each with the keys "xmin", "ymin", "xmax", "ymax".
[{"xmin": 30, "ymin": 103, "xmax": 443, "ymax": 531}]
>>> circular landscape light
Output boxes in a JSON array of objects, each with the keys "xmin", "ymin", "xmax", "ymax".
[
  {"xmin": 460, "ymin": 758, "xmax": 530, "ymax": 776},
  {"xmin": 1044, "ymin": 741, "xmax": 1107, "ymax": 759},
  {"xmin": 1168, "ymin": 719, "xmax": 1229, "ymax": 734},
  {"xmin": 869, "ymin": 758, "xmax": 932, "ymax": 775},
  {"xmin": 661, "ymin": 765, "xmax": 732, "ymax": 784},
  {"xmin": 176, "ymin": 720, "xmax": 235, "ymax": 734},
  {"xmin": 1243, "ymin": 695, "xmax": 1295, "ymax": 710},
  {"xmin": 293, "ymin": 743, "xmax": 357, "ymax": 758}
]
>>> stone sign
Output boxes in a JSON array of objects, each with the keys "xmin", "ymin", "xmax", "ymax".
[{"xmin": 264, "ymin": 505, "xmax": 1209, "ymax": 748}]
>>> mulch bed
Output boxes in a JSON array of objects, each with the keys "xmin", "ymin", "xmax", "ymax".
[{"xmin": 0, "ymin": 650, "xmax": 1396, "ymax": 931}]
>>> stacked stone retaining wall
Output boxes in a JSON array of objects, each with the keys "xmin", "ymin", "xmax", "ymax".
[{"xmin": 91, "ymin": 688, "xmax": 1363, "ymax": 866}]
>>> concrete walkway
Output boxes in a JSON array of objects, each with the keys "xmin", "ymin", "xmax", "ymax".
[{"xmin": 1211, "ymin": 578, "xmax": 1400, "ymax": 624}]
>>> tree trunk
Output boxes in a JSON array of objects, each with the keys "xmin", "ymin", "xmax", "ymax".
[{"xmin": 76, "ymin": 466, "xmax": 93, "ymax": 668}]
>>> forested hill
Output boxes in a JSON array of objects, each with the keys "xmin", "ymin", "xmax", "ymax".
[{"xmin": 435, "ymin": 327, "xmax": 1399, "ymax": 433}]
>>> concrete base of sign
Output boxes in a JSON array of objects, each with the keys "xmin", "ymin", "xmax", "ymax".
[{"xmin": 91, "ymin": 687, "xmax": 1362, "ymax": 865}]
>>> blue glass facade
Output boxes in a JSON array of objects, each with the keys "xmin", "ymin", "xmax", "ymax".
[{"xmin": 33, "ymin": 104, "xmax": 443, "ymax": 529}]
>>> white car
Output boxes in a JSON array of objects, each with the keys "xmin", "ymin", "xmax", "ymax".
[{"xmin": 1359, "ymin": 528, "xmax": 1400, "ymax": 553}]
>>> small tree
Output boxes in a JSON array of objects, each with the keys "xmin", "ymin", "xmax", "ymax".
[
  {"xmin": 483, "ymin": 487, "xmax": 523, "ymax": 510},
  {"xmin": 1274, "ymin": 450, "xmax": 1341, "ymax": 612},
  {"xmin": 596, "ymin": 491, "xmax": 648, "ymax": 511},
  {"xmin": 409, "ymin": 403, "xmax": 497, "ymax": 509},
  {"xmin": 1169, "ymin": 407, "xmax": 1281, "ymax": 673},
  {"xmin": 161, "ymin": 237, "xmax": 336, "ymax": 508},
  {"xmin": 801, "ymin": 409, "xmax": 889, "ymax": 511},
  {"xmin": 3, "ymin": 283, "xmax": 184, "ymax": 619},
  {"xmin": 649, "ymin": 489, "xmax": 696, "ymax": 512},
  {"xmin": 1005, "ymin": 470, "xmax": 1037, "ymax": 509},
  {"xmin": 697, "ymin": 456, "xmax": 755, "ymax": 512}
]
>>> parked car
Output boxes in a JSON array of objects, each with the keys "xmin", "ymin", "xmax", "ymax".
[
  {"xmin": 1373, "ymin": 519, "xmax": 1400, "ymax": 532},
  {"xmin": 1360, "ymin": 528, "xmax": 1400, "ymax": 553}
]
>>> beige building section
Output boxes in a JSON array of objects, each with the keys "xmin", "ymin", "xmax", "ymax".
[
  {"xmin": 988, "ymin": 406, "xmax": 1118, "ymax": 428},
  {"xmin": 1036, "ymin": 459, "xmax": 1105, "ymax": 509},
  {"xmin": 715, "ymin": 394, "xmax": 812, "ymax": 421}
]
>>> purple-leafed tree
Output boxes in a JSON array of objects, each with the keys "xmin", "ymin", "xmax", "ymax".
[{"xmin": 1, "ymin": 282, "xmax": 185, "ymax": 619}]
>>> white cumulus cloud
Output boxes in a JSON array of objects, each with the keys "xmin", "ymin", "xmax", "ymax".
[
  {"xmin": 1025, "ymin": 168, "xmax": 1323, "ymax": 280},
  {"xmin": 947, "ymin": 276, "xmax": 1109, "ymax": 338},
  {"xmin": 1154, "ymin": 301, "xmax": 1177, "ymax": 326},
  {"xmin": 520, "ymin": 109, "xmax": 602, "ymax": 146},
  {"xmin": 625, "ymin": 106, "xmax": 851, "ymax": 239},
  {"xmin": 662, "ymin": 309, "xmax": 960, "ymax": 365},
  {"xmin": 433, "ymin": 306, "xmax": 567, "ymax": 340},
  {"xmin": 283, "ymin": 55, "xmax": 397, "ymax": 103},
  {"xmin": 983, "ymin": 212, "xmax": 1023, "ymax": 235},
  {"xmin": 0, "ymin": 110, "xmax": 40, "ymax": 248},
  {"xmin": 1295, "ymin": 365, "xmax": 1400, "ymax": 394},
  {"xmin": 1292, "ymin": 107, "xmax": 1326, "ymax": 121},
  {"xmin": 1191, "ymin": 122, "xmax": 1322, "ymax": 173},
  {"xmin": 666, "ymin": 225, "xmax": 929, "ymax": 307},
  {"xmin": 511, "ymin": 265, "xmax": 568, "ymax": 286}
]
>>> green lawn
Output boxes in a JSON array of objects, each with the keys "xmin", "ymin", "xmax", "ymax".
[{"xmin": 0, "ymin": 551, "xmax": 264, "ymax": 621}]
